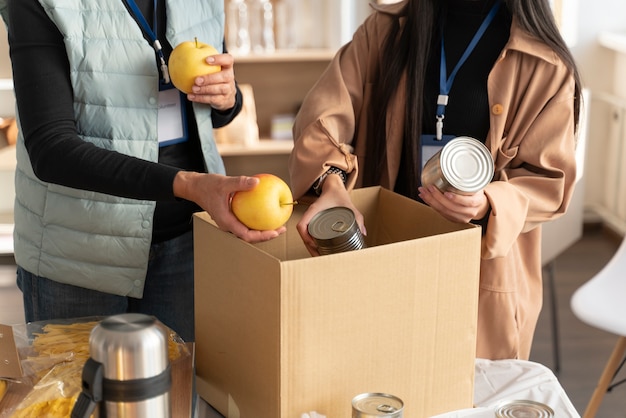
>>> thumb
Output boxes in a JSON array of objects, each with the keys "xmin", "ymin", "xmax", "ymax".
[{"xmin": 236, "ymin": 175, "xmax": 260, "ymax": 191}]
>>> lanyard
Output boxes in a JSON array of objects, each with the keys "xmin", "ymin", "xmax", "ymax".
[
  {"xmin": 123, "ymin": 0, "xmax": 170, "ymax": 84},
  {"xmin": 435, "ymin": 0, "xmax": 501, "ymax": 139}
]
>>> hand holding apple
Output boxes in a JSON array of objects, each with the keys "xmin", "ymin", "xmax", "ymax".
[
  {"xmin": 168, "ymin": 38, "xmax": 221, "ymax": 94},
  {"xmin": 231, "ymin": 174, "xmax": 296, "ymax": 231}
]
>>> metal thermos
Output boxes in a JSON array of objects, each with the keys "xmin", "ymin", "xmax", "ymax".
[{"xmin": 71, "ymin": 313, "xmax": 172, "ymax": 418}]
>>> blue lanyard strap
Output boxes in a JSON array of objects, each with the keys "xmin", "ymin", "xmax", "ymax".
[
  {"xmin": 436, "ymin": 0, "xmax": 501, "ymax": 138},
  {"xmin": 123, "ymin": 0, "xmax": 170, "ymax": 84}
]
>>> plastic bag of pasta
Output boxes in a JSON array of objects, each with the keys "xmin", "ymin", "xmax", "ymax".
[{"xmin": 1, "ymin": 316, "xmax": 189, "ymax": 418}]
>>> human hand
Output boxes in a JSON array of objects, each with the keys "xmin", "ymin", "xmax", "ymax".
[
  {"xmin": 186, "ymin": 53, "xmax": 237, "ymax": 111},
  {"xmin": 173, "ymin": 172, "xmax": 285, "ymax": 243},
  {"xmin": 418, "ymin": 184, "xmax": 490, "ymax": 224},
  {"xmin": 296, "ymin": 176, "xmax": 366, "ymax": 256}
]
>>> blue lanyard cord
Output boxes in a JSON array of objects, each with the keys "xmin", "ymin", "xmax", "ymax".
[
  {"xmin": 124, "ymin": 0, "xmax": 170, "ymax": 84},
  {"xmin": 437, "ymin": 1, "xmax": 502, "ymax": 122}
]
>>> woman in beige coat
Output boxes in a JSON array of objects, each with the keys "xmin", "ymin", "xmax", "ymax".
[{"xmin": 288, "ymin": 0, "xmax": 583, "ymax": 360}]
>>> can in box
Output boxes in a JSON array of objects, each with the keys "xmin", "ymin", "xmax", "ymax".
[
  {"xmin": 421, "ymin": 136, "xmax": 494, "ymax": 194},
  {"xmin": 308, "ymin": 206, "xmax": 366, "ymax": 255},
  {"xmin": 352, "ymin": 393, "xmax": 404, "ymax": 418}
]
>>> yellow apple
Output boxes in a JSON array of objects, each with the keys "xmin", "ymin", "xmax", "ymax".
[
  {"xmin": 168, "ymin": 38, "xmax": 221, "ymax": 94},
  {"xmin": 231, "ymin": 174, "xmax": 295, "ymax": 231}
]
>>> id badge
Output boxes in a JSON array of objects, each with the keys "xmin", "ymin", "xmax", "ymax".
[
  {"xmin": 158, "ymin": 82, "xmax": 188, "ymax": 147},
  {"xmin": 420, "ymin": 134, "xmax": 456, "ymax": 170}
]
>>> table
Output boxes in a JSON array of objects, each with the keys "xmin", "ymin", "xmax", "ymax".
[
  {"xmin": 194, "ymin": 359, "xmax": 580, "ymax": 418},
  {"xmin": 6, "ymin": 352, "xmax": 577, "ymax": 417}
]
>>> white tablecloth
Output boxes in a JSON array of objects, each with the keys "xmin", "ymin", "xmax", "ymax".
[
  {"xmin": 431, "ymin": 359, "xmax": 580, "ymax": 417},
  {"xmin": 195, "ymin": 359, "xmax": 580, "ymax": 417}
]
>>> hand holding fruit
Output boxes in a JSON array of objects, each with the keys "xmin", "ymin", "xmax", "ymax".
[
  {"xmin": 231, "ymin": 174, "xmax": 297, "ymax": 231},
  {"xmin": 169, "ymin": 38, "xmax": 220, "ymax": 93},
  {"xmin": 173, "ymin": 172, "xmax": 286, "ymax": 243},
  {"xmin": 168, "ymin": 38, "xmax": 237, "ymax": 110}
]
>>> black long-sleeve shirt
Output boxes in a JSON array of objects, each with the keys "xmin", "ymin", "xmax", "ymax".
[
  {"xmin": 7, "ymin": 0, "xmax": 242, "ymax": 242},
  {"xmin": 394, "ymin": 0, "xmax": 511, "ymax": 199},
  {"xmin": 423, "ymin": 0, "xmax": 512, "ymax": 140}
]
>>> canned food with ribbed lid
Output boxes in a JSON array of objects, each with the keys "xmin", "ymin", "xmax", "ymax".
[
  {"xmin": 493, "ymin": 399, "xmax": 555, "ymax": 417},
  {"xmin": 421, "ymin": 136, "xmax": 494, "ymax": 195},
  {"xmin": 308, "ymin": 207, "xmax": 365, "ymax": 255},
  {"xmin": 352, "ymin": 393, "xmax": 404, "ymax": 418}
]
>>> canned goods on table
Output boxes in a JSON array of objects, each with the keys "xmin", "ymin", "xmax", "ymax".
[
  {"xmin": 493, "ymin": 399, "xmax": 555, "ymax": 417},
  {"xmin": 352, "ymin": 393, "xmax": 404, "ymax": 418},
  {"xmin": 308, "ymin": 206, "xmax": 366, "ymax": 255},
  {"xmin": 421, "ymin": 136, "xmax": 494, "ymax": 194}
]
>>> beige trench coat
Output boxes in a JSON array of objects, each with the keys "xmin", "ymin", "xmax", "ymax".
[{"xmin": 289, "ymin": 1, "xmax": 578, "ymax": 360}]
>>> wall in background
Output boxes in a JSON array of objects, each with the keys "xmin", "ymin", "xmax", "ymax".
[
  {"xmin": 569, "ymin": 0, "xmax": 626, "ymax": 233},
  {"xmin": 1, "ymin": 17, "xmax": 15, "ymax": 118},
  {"xmin": 1, "ymin": 1, "xmax": 626, "ymax": 231},
  {"xmin": 0, "ymin": 23, "xmax": 8, "ymax": 79}
]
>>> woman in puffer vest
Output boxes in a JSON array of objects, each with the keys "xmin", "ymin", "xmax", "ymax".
[{"xmin": 2, "ymin": 0, "xmax": 284, "ymax": 342}]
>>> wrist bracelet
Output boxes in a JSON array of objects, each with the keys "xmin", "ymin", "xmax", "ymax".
[{"xmin": 312, "ymin": 166, "xmax": 347, "ymax": 196}]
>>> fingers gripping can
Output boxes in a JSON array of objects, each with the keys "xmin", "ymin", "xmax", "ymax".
[
  {"xmin": 308, "ymin": 207, "xmax": 366, "ymax": 255},
  {"xmin": 421, "ymin": 136, "xmax": 494, "ymax": 195},
  {"xmin": 352, "ymin": 393, "xmax": 404, "ymax": 418}
]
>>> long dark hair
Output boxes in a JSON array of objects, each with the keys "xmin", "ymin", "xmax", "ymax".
[{"xmin": 363, "ymin": 0, "xmax": 583, "ymax": 193}]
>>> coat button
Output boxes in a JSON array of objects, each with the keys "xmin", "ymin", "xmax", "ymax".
[{"xmin": 492, "ymin": 104, "xmax": 504, "ymax": 115}]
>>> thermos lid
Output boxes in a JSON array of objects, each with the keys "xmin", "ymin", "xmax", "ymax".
[{"xmin": 89, "ymin": 313, "xmax": 169, "ymax": 380}]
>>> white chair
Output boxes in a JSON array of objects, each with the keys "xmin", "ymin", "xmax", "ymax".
[{"xmin": 570, "ymin": 235, "xmax": 626, "ymax": 418}]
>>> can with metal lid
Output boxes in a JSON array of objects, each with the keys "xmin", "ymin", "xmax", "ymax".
[
  {"xmin": 352, "ymin": 393, "xmax": 404, "ymax": 418},
  {"xmin": 421, "ymin": 136, "xmax": 494, "ymax": 195},
  {"xmin": 493, "ymin": 399, "xmax": 555, "ymax": 417},
  {"xmin": 308, "ymin": 206, "xmax": 366, "ymax": 255}
]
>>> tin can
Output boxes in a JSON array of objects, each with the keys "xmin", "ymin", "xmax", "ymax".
[
  {"xmin": 493, "ymin": 399, "xmax": 555, "ymax": 417},
  {"xmin": 352, "ymin": 393, "xmax": 404, "ymax": 418},
  {"xmin": 421, "ymin": 136, "xmax": 494, "ymax": 195},
  {"xmin": 308, "ymin": 207, "xmax": 366, "ymax": 255}
]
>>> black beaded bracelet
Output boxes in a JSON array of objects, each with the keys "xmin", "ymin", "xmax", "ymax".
[{"xmin": 312, "ymin": 166, "xmax": 347, "ymax": 196}]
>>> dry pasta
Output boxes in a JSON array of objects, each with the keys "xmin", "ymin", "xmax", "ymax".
[
  {"xmin": 0, "ymin": 379, "xmax": 7, "ymax": 403},
  {"xmin": 9, "ymin": 319, "xmax": 187, "ymax": 418}
]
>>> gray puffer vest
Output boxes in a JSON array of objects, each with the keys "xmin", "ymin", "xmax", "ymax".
[{"xmin": 1, "ymin": 0, "xmax": 225, "ymax": 297}]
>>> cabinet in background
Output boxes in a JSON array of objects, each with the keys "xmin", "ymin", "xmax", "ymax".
[
  {"xmin": 219, "ymin": 0, "xmax": 373, "ymax": 183},
  {"xmin": 219, "ymin": 50, "xmax": 333, "ymax": 185},
  {"xmin": 231, "ymin": 49, "xmax": 333, "ymax": 139},
  {"xmin": 584, "ymin": 32, "xmax": 626, "ymax": 236}
]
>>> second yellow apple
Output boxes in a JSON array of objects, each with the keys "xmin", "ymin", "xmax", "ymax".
[{"xmin": 168, "ymin": 38, "xmax": 221, "ymax": 94}]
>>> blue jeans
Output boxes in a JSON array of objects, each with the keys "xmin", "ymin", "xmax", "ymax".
[{"xmin": 17, "ymin": 230, "xmax": 196, "ymax": 342}]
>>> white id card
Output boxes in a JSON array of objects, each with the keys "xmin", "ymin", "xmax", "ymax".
[
  {"xmin": 420, "ymin": 134, "xmax": 456, "ymax": 170},
  {"xmin": 158, "ymin": 86, "xmax": 188, "ymax": 147}
]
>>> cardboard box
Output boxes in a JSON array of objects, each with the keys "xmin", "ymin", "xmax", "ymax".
[{"xmin": 193, "ymin": 186, "xmax": 481, "ymax": 418}]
